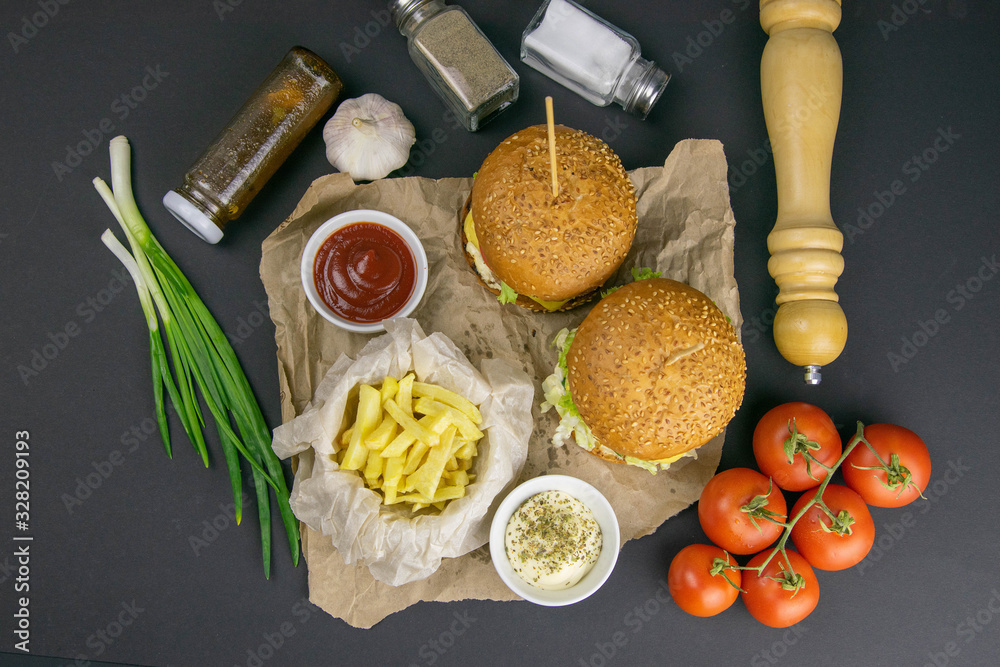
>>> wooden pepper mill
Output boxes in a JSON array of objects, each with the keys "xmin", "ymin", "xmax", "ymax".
[{"xmin": 760, "ymin": 0, "xmax": 847, "ymax": 384}]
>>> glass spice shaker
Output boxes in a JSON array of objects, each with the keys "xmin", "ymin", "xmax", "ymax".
[
  {"xmin": 163, "ymin": 47, "xmax": 342, "ymax": 244},
  {"xmin": 521, "ymin": 0, "xmax": 669, "ymax": 119},
  {"xmin": 388, "ymin": 0, "xmax": 519, "ymax": 132}
]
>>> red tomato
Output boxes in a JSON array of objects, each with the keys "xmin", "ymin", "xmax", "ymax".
[
  {"xmin": 668, "ymin": 544, "xmax": 742, "ymax": 617},
  {"xmin": 698, "ymin": 468, "xmax": 787, "ymax": 555},
  {"xmin": 843, "ymin": 423, "xmax": 931, "ymax": 508},
  {"xmin": 753, "ymin": 403, "xmax": 843, "ymax": 491},
  {"xmin": 789, "ymin": 484, "xmax": 874, "ymax": 571},
  {"xmin": 741, "ymin": 550, "xmax": 819, "ymax": 628}
]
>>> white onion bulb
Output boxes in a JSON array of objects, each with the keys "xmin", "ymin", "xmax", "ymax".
[{"xmin": 323, "ymin": 93, "xmax": 416, "ymax": 181}]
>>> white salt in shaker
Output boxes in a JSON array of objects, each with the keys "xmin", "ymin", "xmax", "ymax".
[{"xmin": 521, "ymin": 0, "xmax": 669, "ymax": 119}]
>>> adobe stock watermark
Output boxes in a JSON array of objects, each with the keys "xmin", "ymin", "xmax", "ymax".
[
  {"xmin": 51, "ymin": 64, "xmax": 170, "ymax": 181},
  {"xmin": 728, "ymin": 137, "xmax": 773, "ymax": 195},
  {"xmin": 213, "ymin": 0, "xmax": 246, "ymax": 22},
  {"xmin": 921, "ymin": 588, "xmax": 1000, "ymax": 667},
  {"xmin": 233, "ymin": 596, "xmax": 321, "ymax": 667},
  {"xmin": 6, "ymin": 0, "xmax": 73, "ymax": 54},
  {"xmin": 60, "ymin": 404, "xmax": 177, "ymax": 515},
  {"xmin": 749, "ymin": 625, "xmax": 808, "ymax": 667},
  {"xmin": 16, "ymin": 266, "xmax": 133, "ymax": 386},
  {"xmin": 670, "ymin": 0, "xmax": 752, "ymax": 73},
  {"xmin": 576, "ymin": 579, "xmax": 672, "ymax": 667},
  {"xmin": 878, "ymin": 0, "xmax": 931, "ymax": 41},
  {"xmin": 338, "ymin": 7, "xmax": 392, "ymax": 63},
  {"xmin": 394, "ymin": 109, "xmax": 466, "ymax": 178},
  {"xmin": 67, "ymin": 599, "xmax": 145, "ymax": 666},
  {"xmin": 188, "ymin": 493, "xmax": 250, "ymax": 557},
  {"xmin": 406, "ymin": 610, "xmax": 477, "ymax": 666},
  {"xmin": 844, "ymin": 127, "xmax": 960, "ymax": 244},
  {"xmin": 887, "ymin": 253, "xmax": 997, "ymax": 373},
  {"xmin": 225, "ymin": 299, "xmax": 270, "ymax": 347},
  {"xmin": 856, "ymin": 458, "xmax": 971, "ymax": 576}
]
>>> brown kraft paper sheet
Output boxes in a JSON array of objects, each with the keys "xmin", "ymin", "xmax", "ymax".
[{"xmin": 259, "ymin": 138, "xmax": 742, "ymax": 628}]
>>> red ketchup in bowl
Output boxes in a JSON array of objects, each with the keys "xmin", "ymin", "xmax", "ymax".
[{"xmin": 313, "ymin": 222, "xmax": 416, "ymax": 324}]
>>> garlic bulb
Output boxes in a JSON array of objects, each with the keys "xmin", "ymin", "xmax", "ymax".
[{"xmin": 323, "ymin": 94, "xmax": 416, "ymax": 181}]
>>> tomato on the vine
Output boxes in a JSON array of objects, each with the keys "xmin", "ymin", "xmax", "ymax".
[
  {"xmin": 741, "ymin": 550, "xmax": 819, "ymax": 628},
  {"xmin": 789, "ymin": 484, "xmax": 874, "ymax": 571},
  {"xmin": 698, "ymin": 468, "xmax": 787, "ymax": 555},
  {"xmin": 843, "ymin": 423, "xmax": 931, "ymax": 508},
  {"xmin": 753, "ymin": 403, "xmax": 842, "ymax": 491},
  {"xmin": 667, "ymin": 544, "xmax": 741, "ymax": 617}
]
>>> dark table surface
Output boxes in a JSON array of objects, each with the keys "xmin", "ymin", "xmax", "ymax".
[{"xmin": 2, "ymin": 1, "xmax": 999, "ymax": 666}]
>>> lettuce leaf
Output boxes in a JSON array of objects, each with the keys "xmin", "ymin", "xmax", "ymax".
[
  {"xmin": 601, "ymin": 266, "xmax": 662, "ymax": 298},
  {"xmin": 498, "ymin": 281, "xmax": 518, "ymax": 305},
  {"xmin": 540, "ymin": 328, "xmax": 597, "ymax": 452}
]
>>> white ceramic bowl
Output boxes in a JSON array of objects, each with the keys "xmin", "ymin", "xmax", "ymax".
[
  {"xmin": 489, "ymin": 475, "xmax": 620, "ymax": 606},
  {"xmin": 300, "ymin": 209, "xmax": 428, "ymax": 333}
]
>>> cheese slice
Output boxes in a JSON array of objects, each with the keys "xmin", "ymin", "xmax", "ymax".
[{"xmin": 464, "ymin": 211, "xmax": 570, "ymax": 312}]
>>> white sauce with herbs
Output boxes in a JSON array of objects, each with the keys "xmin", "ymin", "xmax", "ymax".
[{"xmin": 505, "ymin": 490, "xmax": 602, "ymax": 590}]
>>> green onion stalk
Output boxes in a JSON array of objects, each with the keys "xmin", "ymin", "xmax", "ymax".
[{"xmin": 93, "ymin": 135, "xmax": 297, "ymax": 578}]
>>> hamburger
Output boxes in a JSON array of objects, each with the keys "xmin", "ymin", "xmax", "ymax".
[
  {"xmin": 541, "ymin": 275, "xmax": 746, "ymax": 473},
  {"xmin": 461, "ymin": 124, "xmax": 637, "ymax": 311}
]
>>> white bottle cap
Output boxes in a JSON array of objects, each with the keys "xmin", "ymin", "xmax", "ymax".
[{"xmin": 162, "ymin": 190, "xmax": 224, "ymax": 244}]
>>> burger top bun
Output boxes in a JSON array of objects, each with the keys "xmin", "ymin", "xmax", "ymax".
[
  {"xmin": 567, "ymin": 278, "xmax": 746, "ymax": 463},
  {"xmin": 470, "ymin": 124, "xmax": 637, "ymax": 303}
]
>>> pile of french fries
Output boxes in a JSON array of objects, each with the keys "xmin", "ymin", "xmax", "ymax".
[{"xmin": 337, "ymin": 373, "xmax": 484, "ymax": 512}]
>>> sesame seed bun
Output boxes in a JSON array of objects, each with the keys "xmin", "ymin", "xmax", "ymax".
[
  {"xmin": 567, "ymin": 278, "xmax": 747, "ymax": 463},
  {"xmin": 459, "ymin": 195, "xmax": 600, "ymax": 312},
  {"xmin": 465, "ymin": 124, "xmax": 637, "ymax": 308}
]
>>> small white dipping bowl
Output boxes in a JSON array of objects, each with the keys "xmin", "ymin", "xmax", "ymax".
[
  {"xmin": 300, "ymin": 209, "xmax": 428, "ymax": 334},
  {"xmin": 490, "ymin": 475, "xmax": 620, "ymax": 606}
]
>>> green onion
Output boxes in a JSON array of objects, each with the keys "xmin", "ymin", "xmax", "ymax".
[{"xmin": 94, "ymin": 135, "xmax": 298, "ymax": 578}]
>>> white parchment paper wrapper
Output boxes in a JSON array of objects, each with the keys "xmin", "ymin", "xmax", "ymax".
[{"xmin": 272, "ymin": 318, "xmax": 533, "ymax": 586}]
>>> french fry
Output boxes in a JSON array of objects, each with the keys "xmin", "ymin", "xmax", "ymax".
[
  {"xmin": 412, "ymin": 381, "xmax": 482, "ymax": 423},
  {"xmin": 407, "ymin": 426, "xmax": 455, "ymax": 497},
  {"xmin": 432, "ymin": 485, "xmax": 466, "ymax": 502},
  {"xmin": 384, "ymin": 399, "xmax": 436, "ymax": 446},
  {"xmin": 382, "ymin": 481, "xmax": 399, "ymax": 505},
  {"xmin": 341, "ymin": 384, "xmax": 381, "ymax": 470},
  {"xmin": 337, "ymin": 375, "xmax": 483, "ymax": 513},
  {"xmin": 446, "ymin": 469, "xmax": 470, "ymax": 487},
  {"xmin": 380, "ymin": 375, "xmax": 399, "ymax": 404},
  {"xmin": 383, "ymin": 455, "xmax": 406, "ymax": 488},
  {"xmin": 402, "ymin": 441, "xmax": 430, "ymax": 475},
  {"xmin": 365, "ymin": 416, "xmax": 397, "ymax": 451},
  {"xmin": 381, "ymin": 430, "xmax": 417, "ymax": 459},
  {"xmin": 455, "ymin": 440, "xmax": 477, "ymax": 460},
  {"xmin": 397, "ymin": 373, "xmax": 415, "ymax": 416},
  {"xmin": 412, "ymin": 397, "xmax": 483, "ymax": 441},
  {"xmin": 364, "ymin": 447, "xmax": 383, "ymax": 484}
]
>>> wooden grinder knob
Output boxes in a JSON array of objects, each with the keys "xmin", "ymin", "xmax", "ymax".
[{"xmin": 760, "ymin": 0, "xmax": 847, "ymax": 384}]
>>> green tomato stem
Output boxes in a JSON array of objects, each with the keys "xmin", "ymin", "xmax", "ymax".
[{"xmin": 728, "ymin": 422, "xmax": 869, "ymax": 581}]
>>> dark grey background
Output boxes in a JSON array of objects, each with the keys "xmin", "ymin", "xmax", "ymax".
[{"xmin": 1, "ymin": 1, "xmax": 998, "ymax": 666}]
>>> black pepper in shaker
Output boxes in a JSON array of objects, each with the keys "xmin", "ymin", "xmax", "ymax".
[{"xmin": 389, "ymin": 0, "xmax": 519, "ymax": 131}]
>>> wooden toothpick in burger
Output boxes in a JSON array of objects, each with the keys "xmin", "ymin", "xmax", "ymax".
[{"xmin": 546, "ymin": 96, "xmax": 559, "ymax": 197}]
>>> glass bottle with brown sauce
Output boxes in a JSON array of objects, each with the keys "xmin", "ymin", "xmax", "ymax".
[{"xmin": 163, "ymin": 46, "xmax": 342, "ymax": 243}]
